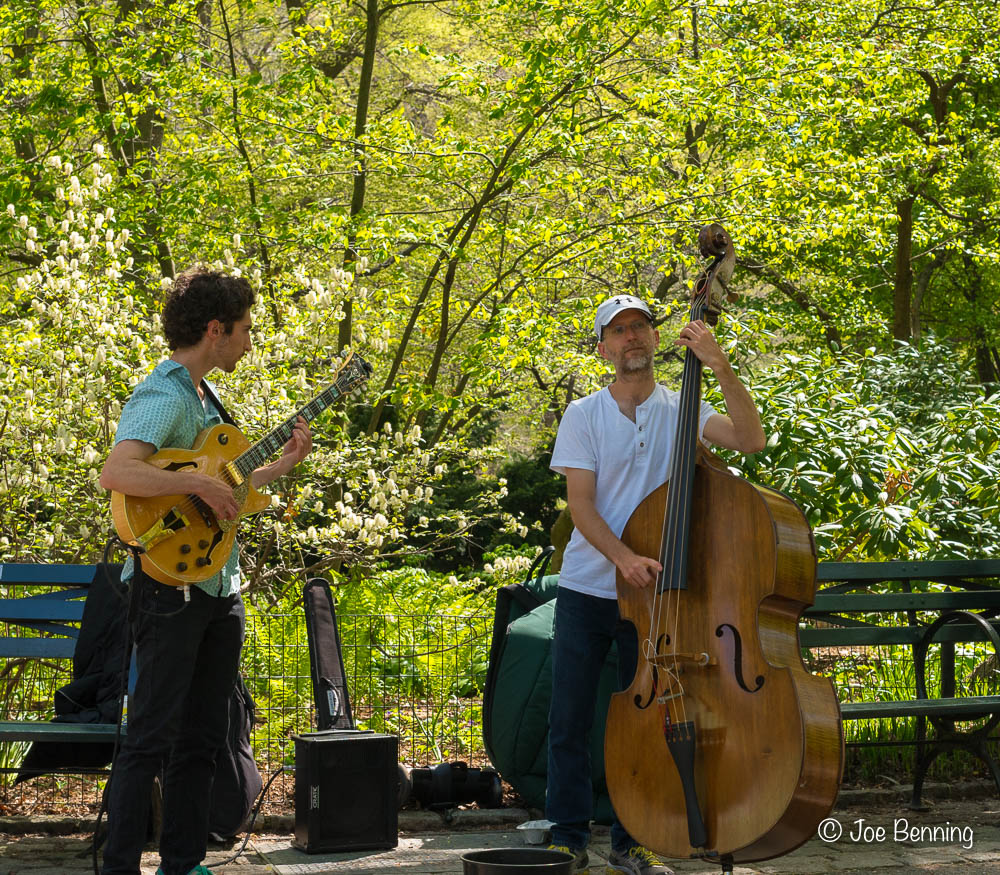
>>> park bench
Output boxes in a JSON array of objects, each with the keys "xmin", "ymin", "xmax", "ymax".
[
  {"xmin": 803, "ymin": 559, "xmax": 1000, "ymax": 809},
  {"xmin": 0, "ymin": 562, "xmax": 126, "ymax": 777}
]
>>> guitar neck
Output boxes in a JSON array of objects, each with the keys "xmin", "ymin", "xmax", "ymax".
[
  {"xmin": 230, "ymin": 352, "xmax": 372, "ymax": 478},
  {"xmin": 232, "ymin": 393, "xmax": 331, "ymax": 478}
]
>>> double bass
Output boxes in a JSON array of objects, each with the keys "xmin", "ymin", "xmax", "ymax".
[{"xmin": 603, "ymin": 225, "xmax": 843, "ymax": 871}]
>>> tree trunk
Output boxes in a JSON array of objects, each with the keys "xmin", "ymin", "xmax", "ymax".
[
  {"xmin": 340, "ymin": 0, "xmax": 380, "ymax": 351},
  {"xmin": 893, "ymin": 196, "xmax": 915, "ymax": 341}
]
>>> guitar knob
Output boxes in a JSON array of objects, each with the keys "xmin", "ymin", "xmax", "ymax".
[
  {"xmin": 176, "ymin": 562, "xmax": 188, "ymax": 572},
  {"xmin": 198, "ymin": 540, "xmax": 209, "ymax": 549},
  {"xmin": 196, "ymin": 557, "xmax": 211, "ymax": 567},
  {"xmin": 180, "ymin": 544, "xmax": 192, "ymax": 554}
]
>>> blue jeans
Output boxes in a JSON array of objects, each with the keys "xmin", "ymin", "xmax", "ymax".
[
  {"xmin": 546, "ymin": 586, "xmax": 638, "ymax": 854},
  {"xmin": 102, "ymin": 574, "xmax": 244, "ymax": 875}
]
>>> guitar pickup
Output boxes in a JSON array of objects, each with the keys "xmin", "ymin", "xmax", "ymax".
[
  {"xmin": 224, "ymin": 462, "xmax": 245, "ymax": 487},
  {"xmin": 135, "ymin": 507, "xmax": 190, "ymax": 550}
]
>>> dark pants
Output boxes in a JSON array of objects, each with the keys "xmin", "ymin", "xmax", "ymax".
[
  {"xmin": 545, "ymin": 586, "xmax": 638, "ymax": 854},
  {"xmin": 102, "ymin": 574, "xmax": 245, "ymax": 875}
]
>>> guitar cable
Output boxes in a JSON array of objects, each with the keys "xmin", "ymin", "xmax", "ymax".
[{"xmin": 211, "ymin": 761, "xmax": 290, "ymax": 867}]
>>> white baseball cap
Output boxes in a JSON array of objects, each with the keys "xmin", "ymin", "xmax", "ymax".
[{"xmin": 594, "ymin": 294, "xmax": 653, "ymax": 339}]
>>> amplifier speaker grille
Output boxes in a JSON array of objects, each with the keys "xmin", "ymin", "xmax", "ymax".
[{"xmin": 292, "ymin": 730, "xmax": 399, "ymax": 853}]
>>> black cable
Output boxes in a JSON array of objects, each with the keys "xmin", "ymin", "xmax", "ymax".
[{"xmin": 213, "ymin": 763, "xmax": 290, "ymax": 867}]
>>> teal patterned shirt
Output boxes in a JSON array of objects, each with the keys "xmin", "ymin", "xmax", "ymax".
[{"xmin": 114, "ymin": 360, "xmax": 241, "ymax": 597}]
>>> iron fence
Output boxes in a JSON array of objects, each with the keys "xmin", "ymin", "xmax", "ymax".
[{"xmin": 0, "ymin": 609, "xmax": 494, "ymax": 815}]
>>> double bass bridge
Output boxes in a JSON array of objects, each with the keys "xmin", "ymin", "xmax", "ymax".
[{"xmin": 644, "ymin": 649, "xmax": 717, "ymax": 670}]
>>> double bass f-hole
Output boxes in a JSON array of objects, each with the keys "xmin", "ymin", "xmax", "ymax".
[{"xmin": 715, "ymin": 623, "xmax": 765, "ymax": 693}]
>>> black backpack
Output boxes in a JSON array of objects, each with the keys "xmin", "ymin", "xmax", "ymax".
[{"xmin": 208, "ymin": 676, "xmax": 263, "ymax": 840}]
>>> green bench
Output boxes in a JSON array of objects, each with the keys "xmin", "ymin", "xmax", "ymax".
[
  {"xmin": 804, "ymin": 559, "xmax": 1000, "ymax": 808},
  {"xmin": 0, "ymin": 563, "xmax": 126, "ymax": 767}
]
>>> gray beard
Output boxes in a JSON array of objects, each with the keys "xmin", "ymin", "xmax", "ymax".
[{"xmin": 620, "ymin": 351, "xmax": 653, "ymax": 373}]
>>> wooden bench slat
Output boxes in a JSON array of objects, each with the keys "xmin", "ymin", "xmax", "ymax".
[
  {"xmin": 0, "ymin": 600, "xmax": 87, "ymax": 622},
  {"xmin": 0, "ymin": 564, "xmax": 99, "ymax": 586},
  {"xmin": 5, "ymin": 587, "xmax": 91, "ymax": 603},
  {"xmin": 800, "ymin": 622, "xmax": 1000, "ymax": 647},
  {"xmin": 817, "ymin": 559, "xmax": 1000, "ymax": 584},
  {"xmin": 0, "ymin": 720, "xmax": 122, "ymax": 743},
  {"xmin": 0, "ymin": 638, "xmax": 78, "ymax": 659},
  {"xmin": 809, "ymin": 591, "xmax": 1000, "ymax": 612}
]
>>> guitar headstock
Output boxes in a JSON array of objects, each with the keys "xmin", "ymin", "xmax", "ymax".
[
  {"xmin": 693, "ymin": 222, "xmax": 737, "ymax": 325},
  {"xmin": 333, "ymin": 352, "xmax": 374, "ymax": 395}
]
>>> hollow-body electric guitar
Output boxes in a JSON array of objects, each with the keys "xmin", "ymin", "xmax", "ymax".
[{"xmin": 111, "ymin": 352, "xmax": 372, "ymax": 587}]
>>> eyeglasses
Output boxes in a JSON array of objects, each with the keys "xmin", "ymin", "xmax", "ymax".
[{"xmin": 603, "ymin": 319, "xmax": 652, "ymax": 339}]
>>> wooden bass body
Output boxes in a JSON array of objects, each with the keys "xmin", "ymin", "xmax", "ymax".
[
  {"xmin": 604, "ymin": 454, "xmax": 844, "ymax": 863},
  {"xmin": 110, "ymin": 423, "xmax": 270, "ymax": 587}
]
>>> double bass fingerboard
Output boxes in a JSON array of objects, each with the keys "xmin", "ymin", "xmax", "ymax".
[{"xmin": 658, "ymin": 297, "xmax": 710, "ymax": 594}]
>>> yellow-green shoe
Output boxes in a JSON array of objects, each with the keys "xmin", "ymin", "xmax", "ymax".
[
  {"xmin": 547, "ymin": 843, "xmax": 589, "ymax": 873},
  {"xmin": 155, "ymin": 867, "xmax": 215, "ymax": 875},
  {"xmin": 606, "ymin": 845, "xmax": 674, "ymax": 875}
]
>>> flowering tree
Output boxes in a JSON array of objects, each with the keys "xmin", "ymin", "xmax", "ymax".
[
  {"xmin": 2, "ymin": 0, "xmax": 999, "ymax": 590},
  {"xmin": 0, "ymin": 154, "xmax": 534, "ymax": 596}
]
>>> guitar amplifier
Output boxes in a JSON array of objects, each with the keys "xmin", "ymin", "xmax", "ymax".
[{"xmin": 292, "ymin": 730, "xmax": 399, "ymax": 853}]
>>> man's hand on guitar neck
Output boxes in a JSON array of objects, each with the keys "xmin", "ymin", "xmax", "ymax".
[{"xmin": 251, "ymin": 416, "xmax": 313, "ymax": 488}]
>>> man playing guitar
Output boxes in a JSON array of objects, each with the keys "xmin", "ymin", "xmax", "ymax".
[{"xmin": 99, "ymin": 267, "xmax": 312, "ymax": 875}]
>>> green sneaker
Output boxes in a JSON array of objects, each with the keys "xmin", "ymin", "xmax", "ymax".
[
  {"xmin": 548, "ymin": 843, "xmax": 589, "ymax": 873},
  {"xmin": 155, "ymin": 867, "xmax": 215, "ymax": 875},
  {"xmin": 606, "ymin": 845, "xmax": 674, "ymax": 875}
]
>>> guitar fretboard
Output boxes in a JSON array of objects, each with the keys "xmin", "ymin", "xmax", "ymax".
[{"xmin": 231, "ymin": 354, "xmax": 371, "ymax": 478}]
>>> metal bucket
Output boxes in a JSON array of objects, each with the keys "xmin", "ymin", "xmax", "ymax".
[{"xmin": 461, "ymin": 847, "xmax": 576, "ymax": 874}]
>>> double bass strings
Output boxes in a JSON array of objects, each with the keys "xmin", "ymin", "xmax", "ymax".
[{"xmin": 649, "ymin": 293, "xmax": 710, "ymax": 730}]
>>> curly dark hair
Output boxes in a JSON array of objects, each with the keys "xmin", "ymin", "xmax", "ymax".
[{"xmin": 161, "ymin": 268, "xmax": 256, "ymax": 350}]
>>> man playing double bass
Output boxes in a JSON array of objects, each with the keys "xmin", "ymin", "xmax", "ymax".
[{"xmin": 546, "ymin": 293, "xmax": 766, "ymax": 875}]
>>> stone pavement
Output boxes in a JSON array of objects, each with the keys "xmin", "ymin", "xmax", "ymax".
[{"xmin": 1, "ymin": 783, "xmax": 999, "ymax": 874}]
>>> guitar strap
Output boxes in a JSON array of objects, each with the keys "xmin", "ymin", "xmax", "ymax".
[{"xmin": 200, "ymin": 379, "xmax": 238, "ymax": 428}]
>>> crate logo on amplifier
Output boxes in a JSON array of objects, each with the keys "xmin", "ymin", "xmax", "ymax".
[{"xmin": 310, "ymin": 784, "xmax": 320, "ymax": 809}]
